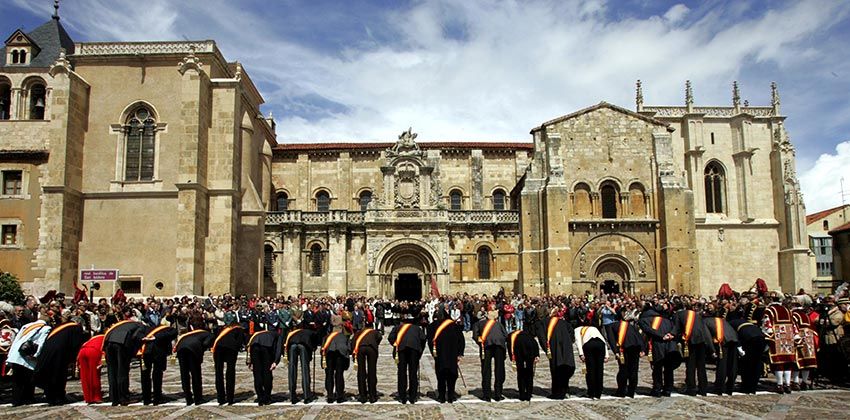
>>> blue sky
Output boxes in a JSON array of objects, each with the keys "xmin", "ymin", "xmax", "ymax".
[{"xmin": 3, "ymin": 0, "xmax": 850, "ymax": 212}]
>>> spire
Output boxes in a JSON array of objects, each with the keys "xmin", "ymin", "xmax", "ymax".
[
  {"xmin": 732, "ymin": 81, "xmax": 741, "ymax": 112},
  {"xmin": 771, "ymin": 81, "xmax": 781, "ymax": 115},
  {"xmin": 52, "ymin": 0, "xmax": 60, "ymax": 21},
  {"xmin": 685, "ymin": 80, "xmax": 693, "ymax": 112},
  {"xmin": 635, "ymin": 79, "xmax": 644, "ymax": 112}
]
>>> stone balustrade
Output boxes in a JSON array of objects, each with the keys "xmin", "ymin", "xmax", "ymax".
[
  {"xmin": 643, "ymin": 106, "xmax": 775, "ymax": 118},
  {"xmin": 266, "ymin": 209, "xmax": 520, "ymax": 226}
]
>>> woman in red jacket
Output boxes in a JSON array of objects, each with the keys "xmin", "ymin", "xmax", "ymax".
[{"xmin": 78, "ymin": 334, "xmax": 105, "ymax": 404}]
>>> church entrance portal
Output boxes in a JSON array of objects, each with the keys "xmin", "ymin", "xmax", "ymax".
[
  {"xmin": 595, "ymin": 258, "xmax": 630, "ymax": 295},
  {"xmin": 395, "ymin": 274, "xmax": 422, "ymax": 301}
]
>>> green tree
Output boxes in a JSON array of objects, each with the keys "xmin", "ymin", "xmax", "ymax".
[{"xmin": 0, "ymin": 272, "xmax": 25, "ymax": 305}]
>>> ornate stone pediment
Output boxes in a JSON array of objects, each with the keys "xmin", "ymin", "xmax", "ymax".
[
  {"xmin": 395, "ymin": 162, "xmax": 420, "ymax": 208},
  {"xmin": 387, "ymin": 127, "xmax": 424, "ymax": 158}
]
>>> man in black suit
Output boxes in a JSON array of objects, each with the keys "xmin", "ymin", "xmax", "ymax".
[
  {"xmin": 610, "ymin": 316, "xmax": 644, "ymax": 398},
  {"xmin": 34, "ymin": 318, "xmax": 86, "ymax": 405},
  {"xmin": 139, "ymin": 324, "xmax": 178, "ymax": 405},
  {"xmin": 285, "ymin": 320, "xmax": 320, "ymax": 404},
  {"xmin": 536, "ymin": 310, "xmax": 575, "ymax": 399},
  {"xmin": 104, "ymin": 315, "xmax": 147, "ymax": 406},
  {"xmin": 703, "ymin": 308, "xmax": 739, "ymax": 395},
  {"xmin": 667, "ymin": 301, "xmax": 712, "ymax": 396},
  {"xmin": 174, "ymin": 323, "xmax": 213, "ymax": 405},
  {"xmin": 472, "ymin": 310, "xmax": 508, "ymax": 401},
  {"xmin": 638, "ymin": 303, "xmax": 681, "ymax": 397},
  {"xmin": 351, "ymin": 326, "xmax": 382, "ymax": 403},
  {"xmin": 247, "ymin": 327, "xmax": 282, "ymax": 405},
  {"xmin": 728, "ymin": 304, "xmax": 765, "ymax": 394},
  {"xmin": 388, "ymin": 316, "xmax": 426, "ymax": 404},
  {"xmin": 321, "ymin": 315, "xmax": 349, "ymax": 403},
  {"xmin": 428, "ymin": 310, "xmax": 464, "ymax": 403},
  {"xmin": 212, "ymin": 323, "xmax": 244, "ymax": 405},
  {"xmin": 507, "ymin": 322, "xmax": 540, "ymax": 401}
]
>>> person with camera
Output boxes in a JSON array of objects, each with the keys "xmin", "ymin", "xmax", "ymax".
[{"xmin": 819, "ymin": 297, "xmax": 848, "ymax": 384}]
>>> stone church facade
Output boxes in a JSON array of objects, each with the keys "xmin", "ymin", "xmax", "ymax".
[{"xmin": 0, "ymin": 14, "xmax": 811, "ymax": 298}]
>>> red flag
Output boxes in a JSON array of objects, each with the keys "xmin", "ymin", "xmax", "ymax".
[{"xmin": 430, "ymin": 274, "xmax": 440, "ymax": 298}]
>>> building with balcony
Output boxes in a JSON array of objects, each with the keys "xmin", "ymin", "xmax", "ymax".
[{"xmin": 1, "ymin": 11, "xmax": 813, "ymax": 299}]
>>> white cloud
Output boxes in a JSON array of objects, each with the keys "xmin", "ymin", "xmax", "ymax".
[
  {"xmin": 664, "ymin": 4, "xmax": 690, "ymax": 23},
  {"xmin": 799, "ymin": 141, "xmax": 850, "ymax": 213}
]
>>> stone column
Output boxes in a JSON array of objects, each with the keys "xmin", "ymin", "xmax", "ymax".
[
  {"xmin": 280, "ymin": 229, "xmax": 303, "ymax": 297},
  {"xmin": 471, "ymin": 150, "xmax": 484, "ymax": 210},
  {"xmin": 10, "ymin": 88, "xmax": 21, "ymax": 120}
]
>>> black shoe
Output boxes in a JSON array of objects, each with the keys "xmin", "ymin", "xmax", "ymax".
[
  {"xmin": 327, "ymin": 397, "xmax": 334, "ymax": 404},
  {"xmin": 437, "ymin": 396, "xmax": 446, "ymax": 403},
  {"xmin": 483, "ymin": 396, "xmax": 491, "ymax": 402},
  {"xmin": 291, "ymin": 399, "xmax": 298, "ymax": 405},
  {"xmin": 400, "ymin": 398, "xmax": 408, "ymax": 404},
  {"xmin": 369, "ymin": 396, "xmax": 378, "ymax": 404},
  {"xmin": 336, "ymin": 397, "xmax": 346, "ymax": 404},
  {"xmin": 494, "ymin": 395, "xmax": 504, "ymax": 402},
  {"xmin": 614, "ymin": 392, "xmax": 625, "ymax": 398},
  {"xmin": 661, "ymin": 390, "xmax": 672, "ymax": 397},
  {"xmin": 185, "ymin": 400, "xmax": 193, "ymax": 406},
  {"xmin": 359, "ymin": 398, "xmax": 367, "ymax": 404}
]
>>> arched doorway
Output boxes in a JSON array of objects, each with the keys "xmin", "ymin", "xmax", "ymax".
[
  {"xmin": 378, "ymin": 241, "xmax": 438, "ymax": 301},
  {"xmin": 595, "ymin": 258, "xmax": 630, "ymax": 295}
]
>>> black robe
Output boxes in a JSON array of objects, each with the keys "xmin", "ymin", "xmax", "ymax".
[
  {"xmin": 427, "ymin": 320, "xmax": 465, "ymax": 370},
  {"xmin": 535, "ymin": 317, "xmax": 575, "ymax": 367},
  {"xmin": 34, "ymin": 322, "xmax": 87, "ymax": 387},
  {"xmin": 508, "ymin": 330, "xmax": 540, "ymax": 362},
  {"xmin": 637, "ymin": 309, "xmax": 679, "ymax": 363}
]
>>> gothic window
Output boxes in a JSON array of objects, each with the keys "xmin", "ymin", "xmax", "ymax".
[
  {"xmin": 450, "ymin": 189, "xmax": 463, "ymax": 210},
  {"xmin": 316, "ymin": 191, "xmax": 330, "ymax": 212},
  {"xmin": 275, "ymin": 192, "xmax": 288, "ymax": 211},
  {"xmin": 478, "ymin": 247, "xmax": 492, "ymax": 279},
  {"xmin": 492, "ymin": 189, "xmax": 506, "ymax": 210},
  {"xmin": 123, "ymin": 107, "xmax": 156, "ymax": 181},
  {"xmin": 28, "ymin": 83, "xmax": 45, "ymax": 120},
  {"xmin": 704, "ymin": 162, "xmax": 726, "ymax": 213},
  {"xmin": 573, "ymin": 183, "xmax": 592, "ymax": 217},
  {"xmin": 359, "ymin": 190, "xmax": 372, "ymax": 211},
  {"xmin": 310, "ymin": 244, "xmax": 323, "ymax": 276},
  {"xmin": 601, "ymin": 184, "xmax": 618, "ymax": 219},
  {"xmin": 0, "ymin": 81, "xmax": 10, "ymax": 120}
]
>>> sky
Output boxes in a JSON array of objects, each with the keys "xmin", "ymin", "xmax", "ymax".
[{"xmin": 2, "ymin": 0, "xmax": 850, "ymax": 213}]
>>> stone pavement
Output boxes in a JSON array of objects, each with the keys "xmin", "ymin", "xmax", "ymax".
[{"xmin": 1, "ymin": 330, "xmax": 847, "ymax": 419}]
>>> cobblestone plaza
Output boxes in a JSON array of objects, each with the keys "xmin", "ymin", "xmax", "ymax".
[{"xmin": 1, "ymin": 331, "xmax": 847, "ymax": 419}]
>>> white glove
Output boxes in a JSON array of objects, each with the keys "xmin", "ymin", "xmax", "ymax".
[{"xmin": 737, "ymin": 347, "xmax": 745, "ymax": 357}]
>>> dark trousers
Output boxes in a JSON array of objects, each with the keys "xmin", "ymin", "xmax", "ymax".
[
  {"xmin": 549, "ymin": 361, "xmax": 575, "ymax": 398},
  {"xmin": 616, "ymin": 346, "xmax": 640, "ymax": 397},
  {"xmin": 740, "ymin": 338, "xmax": 764, "ymax": 393},
  {"xmin": 583, "ymin": 338, "xmax": 606, "ymax": 398},
  {"xmin": 288, "ymin": 344, "xmax": 312, "ymax": 401},
  {"xmin": 324, "ymin": 351, "xmax": 346, "ymax": 401},
  {"xmin": 516, "ymin": 358, "xmax": 535, "ymax": 401},
  {"xmin": 141, "ymin": 355, "xmax": 166, "ymax": 404},
  {"xmin": 684, "ymin": 343, "xmax": 708, "ymax": 394},
  {"xmin": 356, "ymin": 347, "xmax": 378, "ymax": 401},
  {"xmin": 10, "ymin": 364, "xmax": 35, "ymax": 406},
  {"xmin": 177, "ymin": 350, "xmax": 204, "ymax": 404},
  {"xmin": 436, "ymin": 364, "xmax": 458, "ymax": 402},
  {"xmin": 251, "ymin": 345, "xmax": 274, "ymax": 404},
  {"xmin": 714, "ymin": 343, "xmax": 738, "ymax": 394},
  {"xmin": 651, "ymin": 356, "xmax": 678, "ymax": 393},
  {"xmin": 481, "ymin": 345, "xmax": 506, "ymax": 399},
  {"xmin": 214, "ymin": 348, "xmax": 238, "ymax": 404},
  {"xmin": 397, "ymin": 348, "xmax": 420, "ymax": 402},
  {"xmin": 106, "ymin": 342, "xmax": 131, "ymax": 404}
]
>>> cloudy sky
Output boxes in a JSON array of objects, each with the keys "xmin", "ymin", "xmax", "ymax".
[{"xmin": 3, "ymin": 0, "xmax": 850, "ymax": 213}]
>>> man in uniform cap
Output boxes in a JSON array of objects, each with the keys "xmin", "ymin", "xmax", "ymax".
[
  {"xmin": 138, "ymin": 322, "xmax": 177, "ymax": 405},
  {"xmin": 212, "ymin": 320, "xmax": 244, "ymax": 405},
  {"xmin": 638, "ymin": 303, "xmax": 680, "ymax": 397},
  {"xmin": 388, "ymin": 314, "xmax": 426, "ymax": 404},
  {"xmin": 174, "ymin": 322, "xmax": 213, "ymax": 405},
  {"xmin": 728, "ymin": 303, "xmax": 765, "ymax": 394},
  {"xmin": 321, "ymin": 314, "xmax": 350, "ymax": 403},
  {"xmin": 350, "ymin": 323, "xmax": 382, "ymax": 403},
  {"xmin": 35, "ymin": 316, "xmax": 86, "ymax": 405},
  {"xmin": 610, "ymin": 313, "xmax": 644, "ymax": 398},
  {"xmin": 247, "ymin": 324, "xmax": 282, "ymax": 405},
  {"xmin": 428, "ymin": 309, "xmax": 464, "ymax": 403},
  {"xmin": 103, "ymin": 315, "xmax": 147, "ymax": 405},
  {"xmin": 472, "ymin": 309, "xmax": 508, "ymax": 401},
  {"xmin": 667, "ymin": 301, "xmax": 712, "ymax": 396}
]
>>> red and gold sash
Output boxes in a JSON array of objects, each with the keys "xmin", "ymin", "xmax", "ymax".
[
  {"xmin": 683, "ymin": 310, "xmax": 696, "ymax": 342},
  {"xmin": 479, "ymin": 320, "xmax": 497, "ymax": 345},
  {"xmin": 102, "ymin": 320, "xmax": 135, "ymax": 350},
  {"xmin": 394, "ymin": 324, "xmax": 412, "ymax": 349},
  {"xmin": 353, "ymin": 328, "xmax": 373, "ymax": 357},
  {"xmin": 211, "ymin": 325, "xmax": 241, "ymax": 354},
  {"xmin": 509, "ymin": 330, "xmax": 521, "ymax": 361},
  {"xmin": 714, "ymin": 318, "xmax": 724, "ymax": 344},
  {"xmin": 48, "ymin": 322, "xmax": 78, "ymax": 339},
  {"xmin": 173, "ymin": 329, "xmax": 206, "ymax": 353},
  {"xmin": 546, "ymin": 317, "xmax": 559, "ymax": 350},
  {"xmin": 651, "ymin": 316, "xmax": 663, "ymax": 331},
  {"xmin": 20, "ymin": 322, "xmax": 46, "ymax": 339},
  {"xmin": 137, "ymin": 325, "xmax": 169, "ymax": 356},
  {"xmin": 433, "ymin": 319, "xmax": 454, "ymax": 348},
  {"xmin": 617, "ymin": 321, "xmax": 628, "ymax": 349},
  {"xmin": 322, "ymin": 332, "xmax": 341, "ymax": 355},
  {"xmin": 579, "ymin": 326, "xmax": 589, "ymax": 341},
  {"xmin": 284, "ymin": 329, "xmax": 303, "ymax": 352}
]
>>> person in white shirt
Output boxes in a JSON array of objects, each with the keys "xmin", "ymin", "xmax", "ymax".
[{"xmin": 575, "ymin": 322, "xmax": 610, "ymax": 399}]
